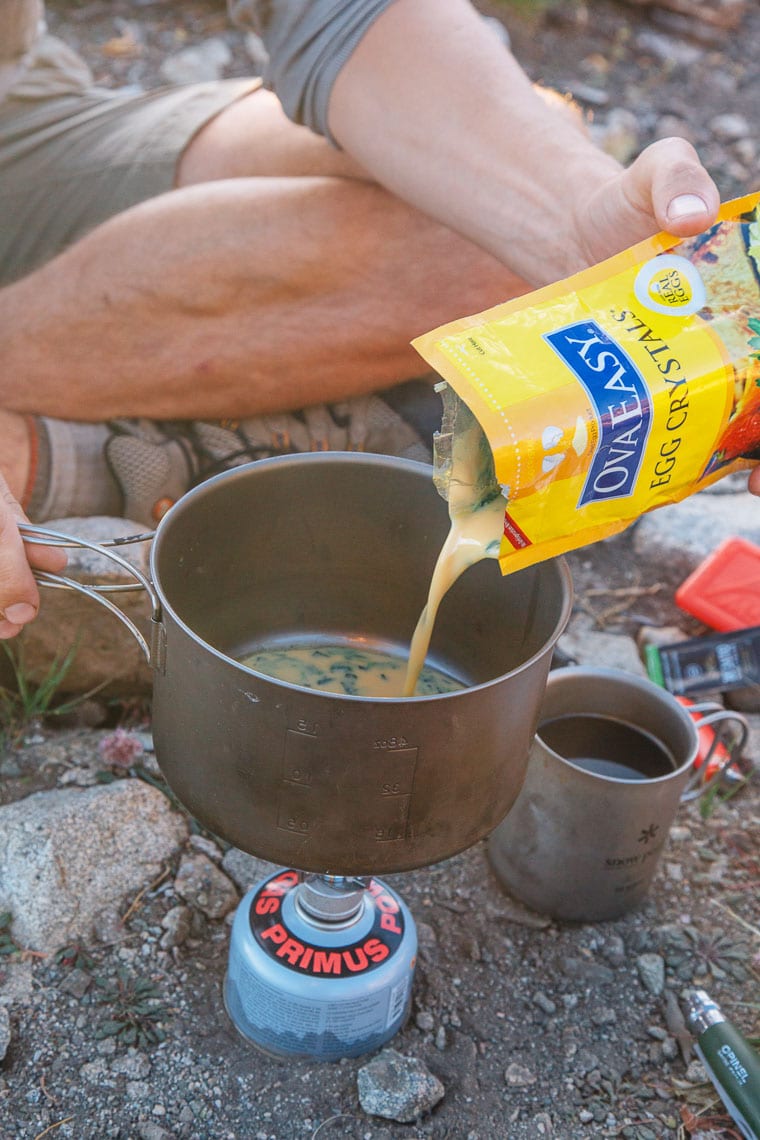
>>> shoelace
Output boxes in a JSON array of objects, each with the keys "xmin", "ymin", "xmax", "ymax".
[{"xmin": 184, "ymin": 399, "xmax": 372, "ymax": 485}]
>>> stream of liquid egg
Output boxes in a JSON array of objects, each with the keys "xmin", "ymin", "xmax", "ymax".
[{"xmin": 239, "ymin": 395, "xmax": 504, "ymax": 697}]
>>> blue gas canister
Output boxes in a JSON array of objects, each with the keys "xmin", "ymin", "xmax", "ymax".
[{"xmin": 224, "ymin": 869, "xmax": 417, "ymax": 1061}]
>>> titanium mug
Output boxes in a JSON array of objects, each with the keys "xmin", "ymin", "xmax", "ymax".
[{"xmin": 488, "ymin": 666, "xmax": 748, "ymax": 922}]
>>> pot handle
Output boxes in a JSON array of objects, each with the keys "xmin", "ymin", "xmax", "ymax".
[
  {"xmin": 680, "ymin": 701, "xmax": 750, "ymax": 803},
  {"xmin": 20, "ymin": 523, "xmax": 164, "ymax": 669}
]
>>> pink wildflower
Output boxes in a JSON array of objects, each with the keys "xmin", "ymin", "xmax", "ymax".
[{"xmin": 98, "ymin": 728, "xmax": 144, "ymax": 769}]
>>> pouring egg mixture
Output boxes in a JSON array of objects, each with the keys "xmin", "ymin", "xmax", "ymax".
[
  {"xmin": 239, "ymin": 386, "xmax": 505, "ymax": 698},
  {"xmin": 413, "ymin": 191, "xmax": 760, "ymax": 573},
  {"xmin": 242, "ymin": 193, "xmax": 760, "ymax": 697}
]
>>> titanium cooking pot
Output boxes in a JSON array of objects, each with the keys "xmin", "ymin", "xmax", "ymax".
[{"xmin": 26, "ymin": 453, "xmax": 573, "ymax": 875}]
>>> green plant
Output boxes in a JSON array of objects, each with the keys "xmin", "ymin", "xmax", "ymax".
[
  {"xmin": 0, "ymin": 638, "xmax": 94, "ymax": 747},
  {"xmin": 665, "ymin": 924, "xmax": 751, "ymax": 983},
  {"xmin": 54, "ymin": 943, "xmax": 96, "ymax": 972},
  {"xmin": 93, "ymin": 967, "xmax": 170, "ymax": 1047},
  {"xmin": 699, "ymin": 767, "xmax": 755, "ymax": 820},
  {"xmin": 0, "ymin": 911, "xmax": 20, "ymax": 958}
]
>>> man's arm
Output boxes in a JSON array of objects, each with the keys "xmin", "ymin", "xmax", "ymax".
[
  {"xmin": 327, "ymin": 0, "xmax": 719, "ymax": 282},
  {"xmin": 239, "ymin": 0, "xmax": 720, "ymax": 284}
]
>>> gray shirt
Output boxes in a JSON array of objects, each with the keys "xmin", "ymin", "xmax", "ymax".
[
  {"xmin": 1, "ymin": 0, "xmax": 397, "ymax": 138},
  {"xmin": 230, "ymin": 1, "xmax": 395, "ymax": 141}
]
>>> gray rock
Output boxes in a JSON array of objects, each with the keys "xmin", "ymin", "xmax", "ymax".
[
  {"xmin": 573, "ymin": 1048, "xmax": 601, "ymax": 1077},
  {"xmin": 0, "ymin": 781, "xmax": 187, "ymax": 952},
  {"xmin": 415, "ymin": 921, "xmax": 439, "ymax": 960},
  {"xmin": 111, "ymin": 1050, "xmax": 151, "ymax": 1080},
  {"xmin": 558, "ymin": 617, "xmax": 646, "ymax": 676},
  {"xmin": 709, "ymin": 111, "xmax": 751, "ymax": 141},
  {"xmin": 137, "ymin": 1125, "xmax": 176, "ymax": 1140},
  {"xmin": 533, "ymin": 991, "xmax": 557, "ymax": 1015},
  {"xmin": 562, "ymin": 80, "xmax": 610, "ymax": 108},
  {"xmin": 633, "ymin": 492, "xmax": 760, "ymax": 587},
  {"xmin": 59, "ymin": 968, "xmax": 92, "ymax": 999},
  {"xmin": 505, "ymin": 1061, "xmax": 537, "ymax": 1086},
  {"xmin": 160, "ymin": 38, "xmax": 232, "ymax": 85},
  {"xmin": 726, "ymin": 686, "xmax": 760, "ymax": 714},
  {"xmin": 733, "ymin": 136, "xmax": 757, "ymax": 165},
  {"xmin": 159, "ymin": 905, "xmax": 193, "ymax": 950},
  {"xmin": 637, "ymin": 953, "xmax": 666, "ymax": 996},
  {"xmin": 636, "ymin": 624, "xmax": 690, "ymax": 654},
  {"xmin": 591, "ymin": 107, "xmax": 641, "ymax": 164},
  {"xmin": 20, "ymin": 516, "xmax": 154, "ymax": 697},
  {"xmin": 561, "ymin": 957, "xmax": 615, "ymax": 986},
  {"xmin": 125, "ymin": 1079, "xmax": 152, "ymax": 1101},
  {"xmin": 80, "ymin": 1058, "xmax": 110, "ymax": 1084},
  {"xmin": 173, "ymin": 854, "xmax": 239, "ymax": 920},
  {"xmin": 0, "ymin": 961, "xmax": 33, "ymax": 1007},
  {"xmin": 93, "ymin": 905, "xmax": 129, "ymax": 947},
  {"xmin": 653, "ymin": 114, "xmax": 696, "ymax": 143},
  {"xmin": 0, "ymin": 1006, "xmax": 10, "ymax": 1061},
  {"xmin": 357, "ymin": 1048, "xmax": 445, "ymax": 1123},
  {"xmin": 685, "ymin": 1059, "xmax": 709, "ymax": 1084},
  {"xmin": 220, "ymin": 849, "xmax": 280, "ymax": 893},
  {"xmin": 187, "ymin": 835, "xmax": 223, "ymax": 862},
  {"xmin": 601, "ymin": 934, "xmax": 626, "ymax": 968},
  {"xmin": 243, "ymin": 30, "xmax": 268, "ymax": 69},
  {"xmin": 636, "ymin": 30, "xmax": 703, "ymax": 66}
]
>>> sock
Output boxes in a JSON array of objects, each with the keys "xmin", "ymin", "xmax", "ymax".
[{"xmin": 25, "ymin": 417, "xmax": 123, "ymax": 522}]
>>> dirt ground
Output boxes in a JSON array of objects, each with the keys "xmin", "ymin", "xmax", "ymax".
[{"xmin": 1, "ymin": 2, "xmax": 760, "ymax": 1139}]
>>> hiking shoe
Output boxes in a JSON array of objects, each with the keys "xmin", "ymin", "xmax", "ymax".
[
  {"xmin": 186, "ymin": 394, "xmax": 431, "ymax": 482},
  {"xmin": 104, "ymin": 419, "xmax": 198, "ymax": 527},
  {"xmin": 104, "ymin": 391, "xmax": 434, "ymax": 527}
]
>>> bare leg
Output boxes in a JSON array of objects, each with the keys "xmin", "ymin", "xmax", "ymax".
[
  {"xmin": 176, "ymin": 88, "xmax": 371, "ymax": 184},
  {"xmin": 0, "ymin": 84, "xmax": 527, "ymax": 502},
  {"xmin": 0, "ymin": 412, "xmax": 32, "ymax": 501},
  {"xmin": 0, "ymin": 174, "xmax": 524, "ymax": 422}
]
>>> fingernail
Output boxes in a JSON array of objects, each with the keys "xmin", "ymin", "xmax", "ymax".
[
  {"xmin": 4, "ymin": 602, "xmax": 37, "ymax": 624},
  {"xmin": 667, "ymin": 193, "xmax": 708, "ymax": 221}
]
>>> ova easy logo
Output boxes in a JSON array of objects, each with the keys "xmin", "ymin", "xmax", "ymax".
[
  {"xmin": 544, "ymin": 319, "xmax": 652, "ymax": 506},
  {"xmin": 634, "ymin": 254, "xmax": 707, "ymax": 317}
]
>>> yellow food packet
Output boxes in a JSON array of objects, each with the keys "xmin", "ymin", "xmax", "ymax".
[{"xmin": 414, "ymin": 191, "xmax": 760, "ymax": 573}]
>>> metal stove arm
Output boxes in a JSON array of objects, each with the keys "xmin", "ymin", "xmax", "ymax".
[
  {"xmin": 20, "ymin": 523, "xmax": 164, "ymax": 668},
  {"xmin": 680, "ymin": 706, "xmax": 750, "ymax": 802}
]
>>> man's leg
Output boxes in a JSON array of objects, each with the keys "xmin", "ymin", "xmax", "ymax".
[
  {"xmin": 0, "ymin": 83, "xmax": 528, "ymax": 519},
  {"xmin": 177, "ymin": 87, "xmax": 371, "ymax": 184},
  {"xmin": 0, "ymin": 174, "xmax": 521, "ymax": 422}
]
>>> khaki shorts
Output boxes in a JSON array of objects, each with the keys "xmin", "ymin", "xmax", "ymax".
[{"xmin": 0, "ymin": 37, "xmax": 261, "ymax": 285}]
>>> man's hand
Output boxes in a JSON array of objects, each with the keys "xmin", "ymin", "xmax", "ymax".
[
  {"xmin": 574, "ymin": 136, "xmax": 721, "ymax": 269},
  {"xmin": 0, "ymin": 474, "xmax": 66, "ymax": 639}
]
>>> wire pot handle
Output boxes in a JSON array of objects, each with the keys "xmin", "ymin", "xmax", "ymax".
[
  {"xmin": 20, "ymin": 523, "xmax": 164, "ymax": 668},
  {"xmin": 680, "ymin": 702, "xmax": 750, "ymax": 803}
]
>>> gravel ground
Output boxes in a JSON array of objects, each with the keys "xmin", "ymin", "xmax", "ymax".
[
  {"xmin": 1, "ymin": 704, "xmax": 758, "ymax": 1140},
  {"xmin": 2, "ymin": 3, "xmax": 760, "ymax": 1139}
]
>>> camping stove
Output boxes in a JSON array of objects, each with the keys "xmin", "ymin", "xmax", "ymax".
[{"xmin": 224, "ymin": 868, "xmax": 417, "ymax": 1060}]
